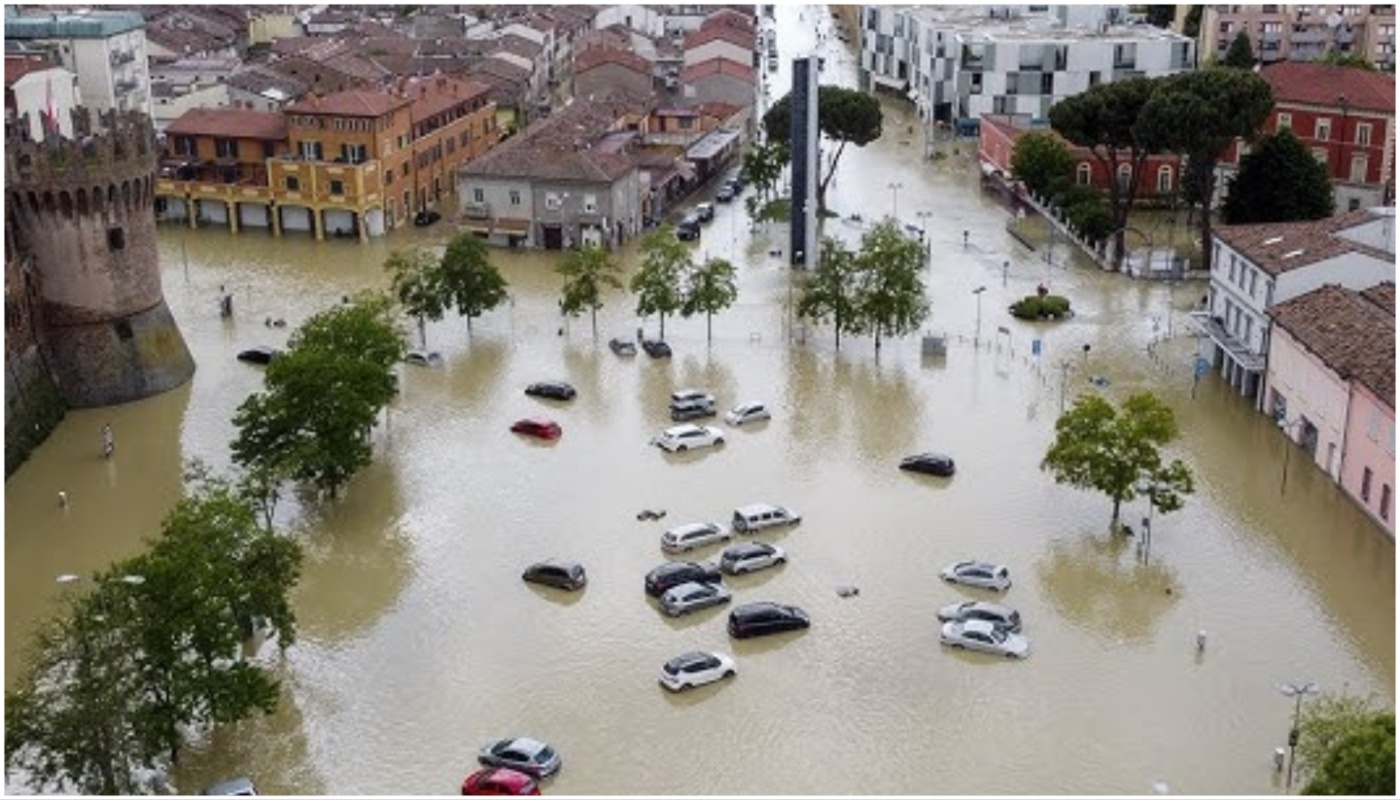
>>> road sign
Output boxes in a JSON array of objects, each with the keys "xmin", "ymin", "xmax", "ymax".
[
  {"xmin": 1194, "ymin": 356, "xmax": 1209, "ymax": 380},
  {"xmin": 1031, "ymin": 339, "xmax": 1042, "ymax": 357}
]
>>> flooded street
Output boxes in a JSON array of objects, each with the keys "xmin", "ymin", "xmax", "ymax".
[{"xmin": 5, "ymin": 5, "xmax": 1393, "ymax": 795}]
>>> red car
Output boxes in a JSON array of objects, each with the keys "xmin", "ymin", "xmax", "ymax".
[
  {"xmin": 511, "ymin": 418, "xmax": 562, "ymax": 440},
  {"xmin": 462, "ymin": 767, "xmax": 540, "ymax": 795}
]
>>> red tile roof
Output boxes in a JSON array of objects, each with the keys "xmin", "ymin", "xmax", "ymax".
[
  {"xmin": 165, "ymin": 107, "xmax": 288, "ymax": 140},
  {"xmin": 694, "ymin": 100, "xmax": 743, "ymax": 121},
  {"xmin": 284, "ymin": 89, "xmax": 410, "ymax": 118},
  {"xmin": 1269, "ymin": 283, "xmax": 1395, "ymax": 403},
  {"xmin": 1362, "ymin": 282, "xmax": 1395, "ymax": 315},
  {"xmin": 1261, "ymin": 62, "xmax": 1396, "ymax": 114},
  {"xmin": 4, "ymin": 54, "xmax": 57, "ymax": 87},
  {"xmin": 461, "ymin": 90, "xmax": 651, "ymax": 183},
  {"xmin": 701, "ymin": 8, "xmax": 756, "ymax": 33},
  {"xmin": 573, "ymin": 45, "xmax": 651, "ymax": 77},
  {"xmin": 680, "ymin": 58, "xmax": 755, "ymax": 85},
  {"xmin": 1213, "ymin": 210, "xmax": 1392, "ymax": 276},
  {"xmin": 401, "ymin": 74, "xmax": 493, "ymax": 123},
  {"xmin": 684, "ymin": 24, "xmax": 755, "ymax": 52}
]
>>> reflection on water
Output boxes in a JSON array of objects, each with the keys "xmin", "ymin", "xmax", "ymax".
[{"xmin": 1037, "ymin": 532, "xmax": 1181, "ymax": 643}]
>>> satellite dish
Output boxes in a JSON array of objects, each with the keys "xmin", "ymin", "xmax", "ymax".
[{"xmin": 1326, "ymin": 12, "xmax": 1343, "ymax": 29}]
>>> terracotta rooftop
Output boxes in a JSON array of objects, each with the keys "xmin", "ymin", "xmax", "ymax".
[
  {"xmin": 401, "ymin": 74, "xmax": 494, "ymax": 123},
  {"xmin": 680, "ymin": 58, "xmax": 756, "ymax": 85},
  {"xmin": 1362, "ymin": 282, "xmax": 1395, "ymax": 315},
  {"xmin": 1269, "ymin": 283, "xmax": 1395, "ymax": 404},
  {"xmin": 461, "ymin": 91, "xmax": 651, "ymax": 183},
  {"xmin": 573, "ymin": 45, "xmax": 651, "ymax": 76},
  {"xmin": 285, "ymin": 89, "xmax": 410, "ymax": 118},
  {"xmin": 1213, "ymin": 210, "xmax": 1393, "ymax": 276},
  {"xmin": 684, "ymin": 23, "xmax": 756, "ymax": 51},
  {"xmin": 226, "ymin": 65, "xmax": 309, "ymax": 101},
  {"xmin": 165, "ymin": 107, "xmax": 288, "ymax": 141},
  {"xmin": 700, "ymin": 8, "xmax": 756, "ymax": 34},
  {"xmin": 695, "ymin": 100, "xmax": 743, "ymax": 121},
  {"xmin": 4, "ymin": 54, "xmax": 57, "ymax": 87},
  {"xmin": 1261, "ymin": 62, "xmax": 1396, "ymax": 115}
]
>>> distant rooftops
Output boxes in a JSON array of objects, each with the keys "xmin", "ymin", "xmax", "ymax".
[
  {"xmin": 1214, "ymin": 209, "xmax": 1395, "ymax": 277},
  {"xmin": 1261, "ymin": 62, "xmax": 1396, "ymax": 115},
  {"xmin": 5, "ymin": 9, "xmax": 145, "ymax": 40}
]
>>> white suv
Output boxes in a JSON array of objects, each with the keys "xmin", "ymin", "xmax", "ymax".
[
  {"xmin": 732, "ymin": 503, "xmax": 801, "ymax": 532},
  {"xmin": 661, "ymin": 522, "xmax": 730, "ymax": 553},
  {"xmin": 654, "ymin": 424, "xmax": 724, "ymax": 452},
  {"xmin": 670, "ymin": 389, "xmax": 715, "ymax": 406}
]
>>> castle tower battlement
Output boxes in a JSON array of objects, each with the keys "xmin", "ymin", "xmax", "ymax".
[{"xmin": 4, "ymin": 107, "xmax": 194, "ymax": 408}]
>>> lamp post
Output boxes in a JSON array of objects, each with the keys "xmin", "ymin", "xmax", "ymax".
[
  {"xmin": 888, "ymin": 181, "xmax": 903, "ymax": 220},
  {"xmin": 972, "ymin": 285, "xmax": 986, "ymax": 345},
  {"xmin": 1278, "ymin": 681, "xmax": 1319, "ymax": 794},
  {"xmin": 915, "ymin": 210, "xmax": 933, "ymax": 261}
]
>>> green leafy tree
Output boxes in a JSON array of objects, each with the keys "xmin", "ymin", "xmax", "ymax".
[
  {"xmin": 1143, "ymin": 5, "xmax": 1176, "ymax": 28},
  {"xmin": 681, "ymin": 255, "xmax": 738, "ymax": 343},
  {"xmin": 1222, "ymin": 31, "xmax": 1256, "ymax": 69},
  {"xmin": 1041, "ymin": 392, "xmax": 1195, "ymax": 524},
  {"xmin": 232, "ymin": 296, "xmax": 405, "ymax": 499},
  {"xmin": 1295, "ymin": 693, "xmax": 1396, "ymax": 794},
  {"xmin": 385, "ymin": 247, "xmax": 444, "ymax": 347},
  {"xmin": 1049, "ymin": 77, "xmax": 1164, "ymax": 271},
  {"xmin": 557, "ymin": 244, "xmax": 622, "ymax": 338},
  {"xmin": 763, "ymin": 85, "xmax": 883, "ymax": 214},
  {"xmin": 850, "ymin": 219, "xmax": 930, "ymax": 352},
  {"xmin": 1316, "ymin": 50, "xmax": 1377, "ymax": 70},
  {"xmin": 1010, "ymin": 131, "xmax": 1077, "ymax": 201},
  {"xmin": 1060, "ymin": 184, "xmax": 1116, "ymax": 243},
  {"xmin": 1139, "ymin": 68, "xmax": 1274, "ymax": 270},
  {"xmin": 740, "ymin": 139, "xmax": 789, "ymax": 204},
  {"xmin": 1182, "ymin": 5, "xmax": 1202, "ymax": 38},
  {"xmin": 1223, "ymin": 128, "xmax": 1336, "ymax": 224},
  {"xmin": 797, "ymin": 236, "xmax": 861, "ymax": 350},
  {"xmin": 630, "ymin": 225, "xmax": 692, "ymax": 340},
  {"xmin": 439, "ymin": 232, "xmax": 508, "ymax": 334}
]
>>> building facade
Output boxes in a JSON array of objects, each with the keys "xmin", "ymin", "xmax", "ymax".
[
  {"xmin": 4, "ymin": 9, "xmax": 152, "ymax": 116},
  {"xmin": 4, "ymin": 55, "xmax": 82, "ymax": 139},
  {"xmin": 1201, "ymin": 5, "xmax": 1396, "ymax": 72},
  {"xmin": 979, "ymin": 115, "xmax": 1185, "ymax": 201}
]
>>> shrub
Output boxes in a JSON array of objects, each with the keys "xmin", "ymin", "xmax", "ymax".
[{"xmin": 1009, "ymin": 294, "xmax": 1072, "ymax": 320}]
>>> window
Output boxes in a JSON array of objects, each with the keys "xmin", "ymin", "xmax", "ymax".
[
  {"xmin": 286, "ymin": 176, "xmax": 300, "ymax": 191},
  {"xmin": 263, "ymin": 140, "xmax": 276, "ymax": 159},
  {"xmin": 473, "ymin": 188, "xmax": 484, "ymax": 203},
  {"xmin": 329, "ymin": 179, "xmax": 344, "ymax": 196},
  {"xmin": 175, "ymin": 135, "xmax": 196, "ymax": 156},
  {"xmin": 1315, "ymin": 118, "xmax": 1332, "ymax": 140},
  {"xmin": 299, "ymin": 140, "xmax": 323, "ymax": 161},
  {"xmin": 1156, "ymin": 165, "xmax": 1173, "ymax": 193},
  {"xmin": 509, "ymin": 189, "xmax": 521, "ymax": 206},
  {"xmin": 107, "ymin": 227, "xmax": 125, "ymax": 250},
  {"xmin": 1249, "ymin": 270, "xmax": 1258, "ymax": 297},
  {"xmin": 1116, "ymin": 164, "xmax": 1132, "ymax": 191},
  {"xmin": 341, "ymin": 143, "xmax": 366, "ymax": 164},
  {"xmin": 583, "ymin": 193, "xmax": 597, "ymax": 213},
  {"xmin": 1361, "ymin": 467, "xmax": 1373, "ymax": 502},
  {"xmin": 1311, "ymin": 147, "xmax": 1328, "ymax": 163},
  {"xmin": 546, "ymin": 192, "xmax": 563, "ymax": 210},
  {"xmin": 1350, "ymin": 154, "xmax": 1368, "ymax": 182},
  {"xmin": 1075, "ymin": 163, "xmax": 1091, "ymax": 185},
  {"xmin": 1276, "ymin": 112, "xmax": 1292, "ymax": 130},
  {"xmin": 1088, "ymin": 70, "xmax": 1101, "ymax": 87},
  {"xmin": 1356, "ymin": 122, "xmax": 1372, "ymax": 146},
  {"xmin": 1382, "ymin": 484, "xmax": 1392, "ymax": 521}
]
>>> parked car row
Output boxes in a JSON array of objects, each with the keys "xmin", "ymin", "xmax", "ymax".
[{"xmin": 936, "ymin": 561, "xmax": 1031, "ymax": 659}]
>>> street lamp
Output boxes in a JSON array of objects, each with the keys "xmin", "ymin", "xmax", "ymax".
[
  {"xmin": 887, "ymin": 181, "xmax": 903, "ymax": 220},
  {"xmin": 1278, "ymin": 681, "xmax": 1319, "ymax": 794},
  {"xmin": 972, "ymin": 286, "xmax": 986, "ymax": 345},
  {"xmin": 915, "ymin": 210, "xmax": 933, "ymax": 260}
]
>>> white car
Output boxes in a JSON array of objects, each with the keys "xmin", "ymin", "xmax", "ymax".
[
  {"xmin": 731, "ymin": 503, "xmax": 801, "ymax": 533},
  {"xmin": 719, "ymin": 542, "xmax": 787, "ymax": 575},
  {"xmin": 661, "ymin": 521, "xmax": 730, "ymax": 553},
  {"xmin": 658, "ymin": 651, "xmax": 736, "ymax": 691},
  {"xmin": 659, "ymin": 580, "xmax": 733, "ymax": 616},
  {"xmin": 654, "ymin": 424, "xmax": 725, "ymax": 452},
  {"xmin": 725, "ymin": 402, "xmax": 771, "ymax": 426},
  {"xmin": 940, "ymin": 619, "xmax": 1031, "ymax": 659},
  {"xmin": 405, "ymin": 349, "xmax": 443, "ymax": 367},
  {"xmin": 670, "ymin": 388, "xmax": 715, "ymax": 406},
  {"xmin": 940, "ymin": 560, "xmax": 1012, "ymax": 592}
]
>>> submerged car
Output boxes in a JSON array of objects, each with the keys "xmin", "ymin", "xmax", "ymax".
[
  {"xmin": 510, "ymin": 418, "xmax": 562, "ymax": 440},
  {"xmin": 405, "ymin": 349, "xmax": 444, "ymax": 367},
  {"xmin": 644, "ymin": 560, "xmax": 723, "ymax": 597},
  {"xmin": 940, "ymin": 619, "xmax": 1031, "ymax": 659},
  {"xmin": 477, "ymin": 737, "xmax": 561, "ymax": 779},
  {"xmin": 670, "ymin": 398, "xmax": 717, "ymax": 422},
  {"xmin": 236, "ymin": 346, "xmax": 280, "ymax": 365},
  {"xmin": 642, "ymin": 339, "xmax": 672, "ymax": 359},
  {"xmin": 661, "ymin": 521, "xmax": 730, "ymax": 553},
  {"xmin": 731, "ymin": 503, "xmax": 801, "ymax": 533},
  {"xmin": 521, "ymin": 560, "xmax": 587, "ymax": 591},
  {"xmin": 900, "ymin": 452, "xmax": 956, "ymax": 476},
  {"xmin": 724, "ymin": 402, "xmax": 771, "ymax": 426},
  {"xmin": 654, "ymin": 424, "xmax": 724, "ymax": 453},
  {"xmin": 658, "ymin": 651, "xmax": 736, "ymax": 692},
  {"xmin": 727, "ymin": 602, "xmax": 810, "ymax": 639},
  {"xmin": 609, "ymin": 337, "xmax": 638, "ymax": 356},
  {"xmin": 461, "ymin": 767, "xmax": 540, "ymax": 796},
  {"xmin": 659, "ymin": 580, "xmax": 733, "ymax": 617},
  {"xmin": 524, "ymin": 381, "xmax": 576, "ymax": 401},
  {"xmin": 695, "ymin": 202, "xmax": 715, "ymax": 222},
  {"xmin": 719, "ymin": 541, "xmax": 787, "ymax": 575},
  {"xmin": 940, "ymin": 560, "xmax": 1012, "ymax": 592},
  {"xmin": 936, "ymin": 600, "xmax": 1021, "ymax": 632}
]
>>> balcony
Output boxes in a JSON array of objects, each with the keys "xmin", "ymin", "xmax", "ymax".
[
  {"xmin": 109, "ymin": 49, "xmax": 136, "ymax": 66},
  {"xmin": 1189, "ymin": 311, "xmax": 1265, "ymax": 372},
  {"xmin": 114, "ymin": 79, "xmax": 139, "ymax": 94},
  {"xmin": 462, "ymin": 200, "xmax": 492, "ymax": 219}
]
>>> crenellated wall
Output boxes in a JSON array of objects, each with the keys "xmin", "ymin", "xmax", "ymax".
[{"xmin": 5, "ymin": 108, "xmax": 195, "ymax": 408}]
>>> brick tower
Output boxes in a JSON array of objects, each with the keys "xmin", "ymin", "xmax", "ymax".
[{"xmin": 5, "ymin": 108, "xmax": 194, "ymax": 407}]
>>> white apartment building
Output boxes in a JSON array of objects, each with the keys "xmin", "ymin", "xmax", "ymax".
[
  {"xmin": 4, "ymin": 56, "xmax": 83, "ymax": 139},
  {"xmin": 860, "ymin": 5, "xmax": 1194, "ymax": 127},
  {"xmin": 4, "ymin": 9, "xmax": 151, "ymax": 116}
]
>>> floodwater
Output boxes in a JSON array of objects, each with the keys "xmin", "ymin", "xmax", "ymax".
[{"xmin": 5, "ymin": 4, "xmax": 1393, "ymax": 796}]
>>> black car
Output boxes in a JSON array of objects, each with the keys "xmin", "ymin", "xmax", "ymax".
[
  {"xmin": 525, "ymin": 381, "xmax": 577, "ymax": 401},
  {"xmin": 695, "ymin": 202, "xmax": 715, "ymax": 222},
  {"xmin": 522, "ymin": 560, "xmax": 587, "ymax": 591},
  {"xmin": 728, "ymin": 602, "xmax": 810, "ymax": 639},
  {"xmin": 642, "ymin": 339, "xmax": 672, "ymax": 359},
  {"xmin": 715, "ymin": 184, "xmax": 736, "ymax": 203},
  {"xmin": 676, "ymin": 216, "xmax": 702, "ymax": 241},
  {"xmin": 237, "ymin": 346, "xmax": 280, "ymax": 365},
  {"xmin": 670, "ymin": 399, "xmax": 717, "ymax": 422},
  {"xmin": 900, "ymin": 452, "xmax": 956, "ymax": 477},
  {"xmin": 413, "ymin": 210, "xmax": 442, "ymax": 227},
  {"xmin": 644, "ymin": 561, "xmax": 723, "ymax": 597}
]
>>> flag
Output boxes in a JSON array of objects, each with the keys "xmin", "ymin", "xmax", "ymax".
[{"xmin": 42, "ymin": 74, "xmax": 58, "ymax": 135}]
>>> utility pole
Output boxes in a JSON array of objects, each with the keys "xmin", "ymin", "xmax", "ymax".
[{"xmin": 1278, "ymin": 681, "xmax": 1319, "ymax": 794}]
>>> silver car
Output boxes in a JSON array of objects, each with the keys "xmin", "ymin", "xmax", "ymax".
[
  {"xmin": 719, "ymin": 542, "xmax": 787, "ymax": 575},
  {"xmin": 936, "ymin": 600, "xmax": 1021, "ymax": 632},
  {"xmin": 477, "ymin": 736, "xmax": 561, "ymax": 778},
  {"xmin": 659, "ymin": 580, "xmax": 733, "ymax": 617},
  {"xmin": 661, "ymin": 521, "xmax": 730, "ymax": 553},
  {"xmin": 940, "ymin": 619, "xmax": 1031, "ymax": 659},
  {"xmin": 725, "ymin": 402, "xmax": 771, "ymax": 426},
  {"xmin": 940, "ymin": 560, "xmax": 1012, "ymax": 592}
]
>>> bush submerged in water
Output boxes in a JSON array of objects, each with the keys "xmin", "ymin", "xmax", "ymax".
[{"xmin": 1009, "ymin": 294, "xmax": 1073, "ymax": 320}]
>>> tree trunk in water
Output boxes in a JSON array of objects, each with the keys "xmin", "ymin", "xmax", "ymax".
[
  {"xmin": 816, "ymin": 140, "xmax": 849, "ymax": 216},
  {"xmin": 706, "ymin": 311, "xmax": 713, "ymax": 343},
  {"xmin": 1196, "ymin": 165, "xmax": 1217, "ymax": 271},
  {"xmin": 659, "ymin": 312, "xmax": 666, "ymax": 340},
  {"xmin": 417, "ymin": 316, "xmax": 427, "ymax": 348},
  {"xmin": 466, "ymin": 315, "xmax": 473, "ymax": 336},
  {"xmin": 1111, "ymin": 497, "xmax": 1122, "ymax": 525},
  {"xmin": 590, "ymin": 307, "xmax": 598, "ymax": 339}
]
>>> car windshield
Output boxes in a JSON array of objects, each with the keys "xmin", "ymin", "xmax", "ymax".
[{"xmin": 536, "ymin": 746, "xmax": 555, "ymax": 762}]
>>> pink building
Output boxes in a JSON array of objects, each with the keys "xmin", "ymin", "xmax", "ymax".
[{"xmin": 1265, "ymin": 282, "xmax": 1395, "ymax": 535}]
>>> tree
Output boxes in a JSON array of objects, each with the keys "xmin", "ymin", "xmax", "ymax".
[
  {"xmin": 232, "ymin": 295, "xmax": 404, "ymax": 499},
  {"xmin": 1222, "ymin": 128, "xmax": 1336, "ymax": 224},
  {"xmin": 557, "ymin": 244, "xmax": 622, "ymax": 338},
  {"xmin": 439, "ymin": 232, "xmax": 508, "ymax": 334},
  {"xmin": 5, "ymin": 469, "xmax": 302, "ymax": 792},
  {"xmin": 385, "ymin": 247, "xmax": 444, "ymax": 347},
  {"xmin": 1182, "ymin": 5, "xmax": 1202, "ymax": 37},
  {"xmin": 850, "ymin": 219, "xmax": 930, "ymax": 352},
  {"xmin": 1297, "ymin": 694, "xmax": 1395, "ymax": 796},
  {"xmin": 763, "ymin": 85, "xmax": 883, "ymax": 214},
  {"xmin": 1049, "ymin": 77, "xmax": 1164, "ymax": 271},
  {"xmin": 680, "ymin": 255, "xmax": 738, "ymax": 343},
  {"xmin": 1222, "ymin": 31, "xmax": 1256, "ymax": 69},
  {"xmin": 1010, "ymin": 131, "xmax": 1076, "ymax": 200},
  {"xmin": 630, "ymin": 225, "xmax": 692, "ymax": 340},
  {"xmin": 1316, "ymin": 50, "xmax": 1377, "ymax": 70},
  {"xmin": 1139, "ymin": 68, "xmax": 1274, "ymax": 270},
  {"xmin": 1040, "ymin": 392, "xmax": 1195, "ymax": 525},
  {"xmin": 740, "ymin": 138, "xmax": 789, "ymax": 205},
  {"xmin": 1143, "ymin": 5, "xmax": 1176, "ymax": 28},
  {"xmin": 797, "ymin": 236, "xmax": 861, "ymax": 350}
]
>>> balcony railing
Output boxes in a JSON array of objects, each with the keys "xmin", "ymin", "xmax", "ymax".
[{"xmin": 462, "ymin": 200, "xmax": 491, "ymax": 219}]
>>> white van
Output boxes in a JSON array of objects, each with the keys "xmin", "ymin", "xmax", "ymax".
[{"xmin": 731, "ymin": 503, "xmax": 801, "ymax": 533}]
